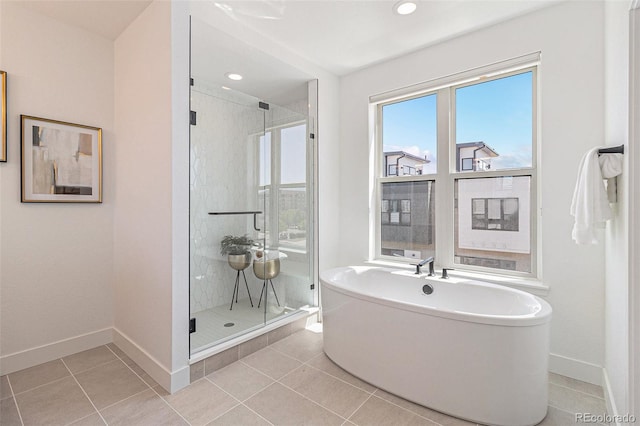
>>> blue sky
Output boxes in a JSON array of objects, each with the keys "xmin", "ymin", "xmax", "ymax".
[
  {"xmin": 383, "ymin": 94, "xmax": 438, "ymax": 172},
  {"xmin": 383, "ymin": 71, "xmax": 533, "ymax": 174}
]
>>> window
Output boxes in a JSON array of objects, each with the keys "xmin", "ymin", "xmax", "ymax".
[
  {"xmin": 382, "ymin": 94, "xmax": 437, "ymax": 176},
  {"xmin": 375, "ymin": 61, "xmax": 537, "ymax": 276},
  {"xmin": 380, "ymin": 181, "xmax": 435, "ymax": 258},
  {"xmin": 257, "ymin": 122, "xmax": 311, "ymax": 252},
  {"xmin": 461, "ymin": 158, "xmax": 474, "ymax": 171},
  {"xmin": 471, "ymin": 197, "xmax": 519, "ymax": 231},
  {"xmin": 381, "ymin": 198, "xmax": 413, "ymax": 226}
]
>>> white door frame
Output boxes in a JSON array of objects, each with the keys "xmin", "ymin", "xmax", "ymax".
[{"xmin": 629, "ymin": 0, "xmax": 640, "ymax": 417}]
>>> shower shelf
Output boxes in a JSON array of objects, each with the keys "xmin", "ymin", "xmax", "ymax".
[{"xmin": 208, "ymin": 211, "xmax": 263, "ymax": 231}]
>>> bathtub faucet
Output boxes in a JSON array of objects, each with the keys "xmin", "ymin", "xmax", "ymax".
[{"xmin": 413, "ymin": 256, "xmax": 435, "ymax": 276}]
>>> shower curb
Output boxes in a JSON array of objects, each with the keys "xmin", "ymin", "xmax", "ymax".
[{"xmin": 190, "ymin": 311, "xmax": 318, "ymax": 382}]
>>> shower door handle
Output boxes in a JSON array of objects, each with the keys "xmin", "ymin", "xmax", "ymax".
[{"xmin": 208, "ymin": 210, "xmax": 262, "ymax": 232}]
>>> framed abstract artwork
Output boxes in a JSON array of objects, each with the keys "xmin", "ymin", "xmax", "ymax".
[
  {"xmin": 1, "ymin": 70, "xmax": 6, "ymax": 162},
  {"xmin": 21, "ymin": 115, "xmax": 102, "ymax": 203}
]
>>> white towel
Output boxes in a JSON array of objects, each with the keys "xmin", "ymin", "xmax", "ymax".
[
  {"xmin": 570, "ymin": 147, "xmax": 612, "ymax": 245},
  {"xmin": 599, "ymin": 153, "xmax": 623, "ymax": 178},
  {"xmin": 600, "ymin": 153, "xmax": 623, "ymax": 202}
]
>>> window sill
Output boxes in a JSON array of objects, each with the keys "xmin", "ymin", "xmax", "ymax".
[{"xmin": 364, "ymin": 259, "xmax": 549, "ymax": 297}]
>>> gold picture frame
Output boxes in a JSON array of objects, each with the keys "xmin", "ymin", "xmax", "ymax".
[
  {"xmin": 1, "ymin": 71, "xmax": 6, "ymax": 162},
  {"xmin": 21, "ymin": 115, "xmax": 102, "ymax": 203}
]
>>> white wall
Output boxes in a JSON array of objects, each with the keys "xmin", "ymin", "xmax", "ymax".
[
  {"xmin": 0, "ymin": 1, "xmax": 114, "ymax": 374},
  {"xmin": 170, "ymin": 0, "xmax": 191, "ymax": 384},
  {"xmin": 0, "ymin": 0, "xmax": 189, "ymax": 391},
  {"xmin": 603, "ymin": 0, "xmax": 630, "ymax": 417},
  {"xmin": 113, "ymin": 0, "xmax": 181, "ymax": 389},
  {"xmin": 339, "ymin": 1, "xmax": 607, "ymax": 383}
]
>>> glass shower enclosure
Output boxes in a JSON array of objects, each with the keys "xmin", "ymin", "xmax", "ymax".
[{"xmin": 189, "ymin": 76, "xmax": 315, "ymax": 355}]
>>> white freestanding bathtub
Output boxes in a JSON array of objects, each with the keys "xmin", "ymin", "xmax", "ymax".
[{"xmin": 320, "ymin": 266, "xmax": 552, "ymax": 426}]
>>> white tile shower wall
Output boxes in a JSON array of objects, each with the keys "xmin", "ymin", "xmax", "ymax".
[{"xmin": 190, "ymin": 84, "xmax": 265, "ymax": 312}]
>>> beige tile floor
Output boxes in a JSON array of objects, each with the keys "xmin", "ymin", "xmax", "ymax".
[{"xmin": 0, "ymin": 327, "xmax": 608, "ymax": 426}]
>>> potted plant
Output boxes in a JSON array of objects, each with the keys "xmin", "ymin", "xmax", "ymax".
[{"xmin": 220, "ymin": 234, "xmax": 254, "ymax": 271}]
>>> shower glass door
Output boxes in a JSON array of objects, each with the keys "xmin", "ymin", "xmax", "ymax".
[
  {"xmin": 259, "ymin": 104, "xmax": 315, "ymax": 327},
  {"xmin": 189, "ymin": 78, "xmax": 315, "ymax": 355}
]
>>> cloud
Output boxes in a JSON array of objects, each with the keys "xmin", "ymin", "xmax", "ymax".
[
  {"xmin": 491, "ymin": 151, "xmax": 532, "ymax": 169},
  {"xmin": 384, "ymin": 144, "xmax": 433, "ymax": 162}
]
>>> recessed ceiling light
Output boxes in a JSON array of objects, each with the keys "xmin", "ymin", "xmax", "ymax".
[
  {"xmin": 394, "ymin": 1, "xmax": 417, "ymax": 15},
  {"xmin": 225, "ymin": 73, "xmax": 243, "ymax": 81}
]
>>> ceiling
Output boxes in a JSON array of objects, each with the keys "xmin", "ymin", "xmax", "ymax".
[
  {"xmin": 191, "ymin": 17, "xmax": 312, "ymax": 106},
  {"xmin": 13, "ymin": 0, "xmax": 152, "ymax": 41},
  {"xmin": 15, "ymin": 0, "xmax": 559, "ymax": 76},
  {"xmin": 212, "ymin": 0, "xmax": 559, "ymax": 76}
]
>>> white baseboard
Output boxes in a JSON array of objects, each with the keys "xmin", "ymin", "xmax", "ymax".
[
  {"xmin": 549, "ymin": 353, "xmax": 603, "ymax": 386},
  {"xmin": 602, "ymin": 369, "xmax": 621, "ymax": 425},
  {"xmin": 112, "ymin": 328, "xmax": 189, "ymax": 393},
  {"xmin": 0, "ymin": 328, "xmax": 112, "ymax": 375},
  {"xmin": 0, "ymin": 326, "xmax": 190, "ymax": 394}
]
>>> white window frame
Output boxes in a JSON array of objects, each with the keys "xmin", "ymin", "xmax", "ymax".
[
  {"xmin": 255, "ymin": 119, "xmax": 313, "ymax": 257},
  {"xmin": 372, "ymin": 55, "xmax": 540, "ymax": 279}
]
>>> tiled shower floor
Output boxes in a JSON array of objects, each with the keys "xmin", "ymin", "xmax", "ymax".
[
  {"xmin": 190, "ymin": 300, "xmax": 296, "ymax": 352},
  {"xmin": 1, "ymin": 326, "xmax": 609, "ymax": 425}
]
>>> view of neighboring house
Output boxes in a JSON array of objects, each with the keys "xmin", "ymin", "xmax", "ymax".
[
  {"xmin": 380, "ymin": 180, "xmax": 435, "ymax": 258},
  {"xmin": 381, "ymin": 143, "xmax": 531, "ymax": 271},
  {"xmin": 456, "ymin": 141, "xmax": 499, "ymax": 171},
  {"xmin": 455, "ymin": 176, "xmax": 531, "ymax": 272},
  {"xmin": 381, "ymin": 151, "xmax": 434, "ymax": 258},
  {"xmin": 383, "ymin": 151, "xmax": 430, "ymax": 176}
]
